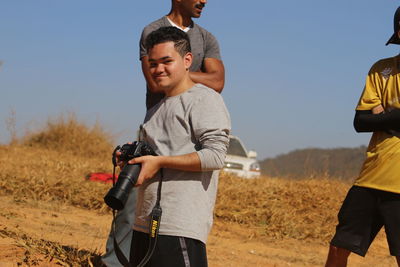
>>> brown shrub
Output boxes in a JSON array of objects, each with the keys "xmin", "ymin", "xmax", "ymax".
[{"xmin": 22, "ymin": 113, "xmax": 114, "ymax": 158}]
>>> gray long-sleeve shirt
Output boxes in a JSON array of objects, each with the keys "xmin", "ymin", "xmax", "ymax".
[{"xmin": 133, "ymin": 83, "xmax": 231, "ymax": 244}]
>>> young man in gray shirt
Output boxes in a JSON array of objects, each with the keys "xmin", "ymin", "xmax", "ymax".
[
  {"xmin": 102, "ymin": 1, "xmax": 225, "ymax": 265},
  {"xmin": 127, "ymin": 26, "xmax": 230, "ymax": 266}
]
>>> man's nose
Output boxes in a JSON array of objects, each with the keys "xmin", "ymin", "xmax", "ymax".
[
  {"xmin": 155, "ymin": 64, "xmax": 165, "ymax": 73},
  {"xmin": 199, "ymin": 0, "xmax": 207, "ymax": 5}
]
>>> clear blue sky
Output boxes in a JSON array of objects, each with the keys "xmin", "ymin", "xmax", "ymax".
[{"xmin": 1, "ymin": 1, "xmax": 400, "ymax": 159}]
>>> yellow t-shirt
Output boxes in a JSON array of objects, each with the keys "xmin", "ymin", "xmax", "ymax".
[{"xmin": 355, "ymin": 55, "xmax": 400, "ymax": 193}]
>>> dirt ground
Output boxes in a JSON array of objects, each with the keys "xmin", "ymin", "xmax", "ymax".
[{"xmin": 0, "ymin": 196, "xmax": 398, "ymax": 267}]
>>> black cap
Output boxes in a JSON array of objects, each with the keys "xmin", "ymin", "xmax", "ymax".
[{"xmin": 386, "ymin": 7, "xmax": 400, "ymax": 45}]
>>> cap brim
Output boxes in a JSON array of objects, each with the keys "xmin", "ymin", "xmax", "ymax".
[{"xmin": 386, "ymin": 33, "xmax": 400, "ymax": 45}]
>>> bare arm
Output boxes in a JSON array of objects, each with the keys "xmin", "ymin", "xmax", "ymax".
[
  {"xmin": 128, "ymin": 153, "xmax": 202, "ymax": 186},
  {"xmin": 189, "ymin": 58, "xmax": 225, "ymax": 93}
]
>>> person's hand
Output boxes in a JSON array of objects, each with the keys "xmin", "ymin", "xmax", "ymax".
[
  {"xmin": 115, "ymin": 151, "xmax": 126, "ymax": 169},
  {"xmin": 373, "ymin": 106, "xmax": 400, "ymax": 137},
  {"xmin": 128, "ymin": 155, "xmax": 161, "ymax": 186},
  {"xmin": 372, "ymin": 104, "xmax": 384, "ymax": 114},
  {"xmin": 115, "ymin": 142, "xmax": 134, "ymax": 169}
]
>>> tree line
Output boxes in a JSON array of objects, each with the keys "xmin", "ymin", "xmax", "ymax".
[{"xmin": 259, "ymin": 146, "xmax": 367, "ymax": 180}]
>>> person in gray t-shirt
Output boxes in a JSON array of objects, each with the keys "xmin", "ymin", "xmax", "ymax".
[{"xmin": 141, "ymin": 0, "xmax": 225, "ymax": 110}]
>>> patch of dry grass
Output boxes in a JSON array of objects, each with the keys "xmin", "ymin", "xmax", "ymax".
[
  {"xmin": 216, "ymin": 174, "xmax": 350, "ymax": 243},
  {"xmin": 0, "ymin": 114, "xmax": 353, "ymax": 264},
  {"xmin": 0, "ymin": 114, "xmax": 114, "ymax": 211},
  {"xmin": 0, "ymin": 144, "xmax": 111, "ymax": 211},
  {"xmin": 0, "ymin": 227, "xmax": 104, "ymax": 266}
]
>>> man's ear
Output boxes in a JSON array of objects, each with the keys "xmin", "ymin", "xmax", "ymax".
[
  {"xmin": 397, "ymin": 30, "xmax": 400, "ymax": 39},
  {"xmin": 184, "ymin": 52, "xmax": 193, "ymax": 70}
]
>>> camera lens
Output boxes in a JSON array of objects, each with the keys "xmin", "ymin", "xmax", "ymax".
[{"xmin": 104, "ymin": 164, "xmax": 141, "ymax": 210}]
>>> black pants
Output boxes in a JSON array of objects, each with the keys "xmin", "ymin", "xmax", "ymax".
[{"xmin": 130, "ymin": 230, "xmax": 208, "ymax": 267}]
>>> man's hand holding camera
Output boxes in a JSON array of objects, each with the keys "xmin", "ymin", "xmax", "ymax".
[
  {"xmin": 115, "ymin": 151, "xmax": 125, "ymax": 169},
  {"xmin": 122, "ymin": 155, "xmax": 161, "ymax": 186},
  {"xmin": 114, "ymin": 153, "xmax": 157, "ymax": 186},
  {"xmin": 112, "ymin": 144, "xmax": 160, "ymax": 186},
  {"xmin": 104, "ymin": 141, "xmax": 157, "ymax": 210}
]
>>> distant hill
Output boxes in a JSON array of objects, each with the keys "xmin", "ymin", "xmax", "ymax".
[{"xmin": 260, "ymin": 146, "xmax": 367, "ymax": 180}]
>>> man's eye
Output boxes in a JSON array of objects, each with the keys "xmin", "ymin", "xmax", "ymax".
[{"xmin": 150, "ymin": 63, "xmax": 157, "ymax": 68}]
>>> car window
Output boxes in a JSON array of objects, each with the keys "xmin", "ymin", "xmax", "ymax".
[{"xmin": 227, "ymin": 138, "xmax": 247, "ymax": 157}]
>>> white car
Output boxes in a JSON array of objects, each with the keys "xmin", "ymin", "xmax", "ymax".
[{"xmin": 223, "ymin": 135, "xmax": 261, "ymax": 178}]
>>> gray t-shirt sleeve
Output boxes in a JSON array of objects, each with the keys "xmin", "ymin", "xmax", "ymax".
[
  {"xmin": 203, "ymin": 31, "xmax": 221, "ymax": 60},
  {"xmin": 139, "ymin": 29, "xmax": 147, "ymax": 60},
  {"xmin": 139, "ymin": 18, "xmax": 168, "ymax": 60},
  {"xmin": 190, "ymin": 92, "xmax": 231, "ymax": 171},
  {"xmin": 139, "ymin": 26, "xmax": 155, "ymax": 60}
]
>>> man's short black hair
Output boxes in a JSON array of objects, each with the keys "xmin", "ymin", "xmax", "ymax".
[{"xmin": 145, "ymin": 26, "xmax": 191, "ymax": 57}]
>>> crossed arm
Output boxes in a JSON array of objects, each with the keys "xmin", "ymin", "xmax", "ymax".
[
  {"xmin": 354, "ymin": 104, "xmax": 400, "ymax": 133},
  {"xmin": 189, "ymin": 58, "xmax": 225, "ymax": 93}
]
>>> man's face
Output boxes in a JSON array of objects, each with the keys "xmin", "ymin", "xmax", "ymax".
[
  {"xmin": 180, "ymin": 0, "xmax": 207, "ymax": 18},
  {"xmin": 148, "ymin": 41, "xmax": 192, "ymax": 95}
]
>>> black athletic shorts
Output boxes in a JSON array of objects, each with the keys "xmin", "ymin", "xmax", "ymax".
[
  {"xmin": 330, "ymin": 185, "xmax": 400, "ymax": 256},
  {"xmin": 130, "ymin": 230, "xmax": 208, "ymax": 267}
]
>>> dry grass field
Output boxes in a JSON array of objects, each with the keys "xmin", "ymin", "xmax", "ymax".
[{"xmin": 0, "ymin": 115, "xmax": 398, "ymax": 266}]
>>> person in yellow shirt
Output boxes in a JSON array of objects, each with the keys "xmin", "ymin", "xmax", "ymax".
[{"xmin": 325, "ymin": 6, "xmax": 400, "ymax": 267}]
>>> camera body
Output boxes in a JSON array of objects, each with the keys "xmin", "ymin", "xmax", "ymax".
[
  {"xmin": 104, "ymin": 141, "xmax": 156, "ymax": 210},
  {"xmin": 118, "ymin": 141, "xmax": 156, "ymax": 162}
]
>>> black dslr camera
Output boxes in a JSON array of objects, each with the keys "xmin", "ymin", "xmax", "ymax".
[{"xmin": 104, "ymin": 141, "xmax": 156, "ymax": 210}]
